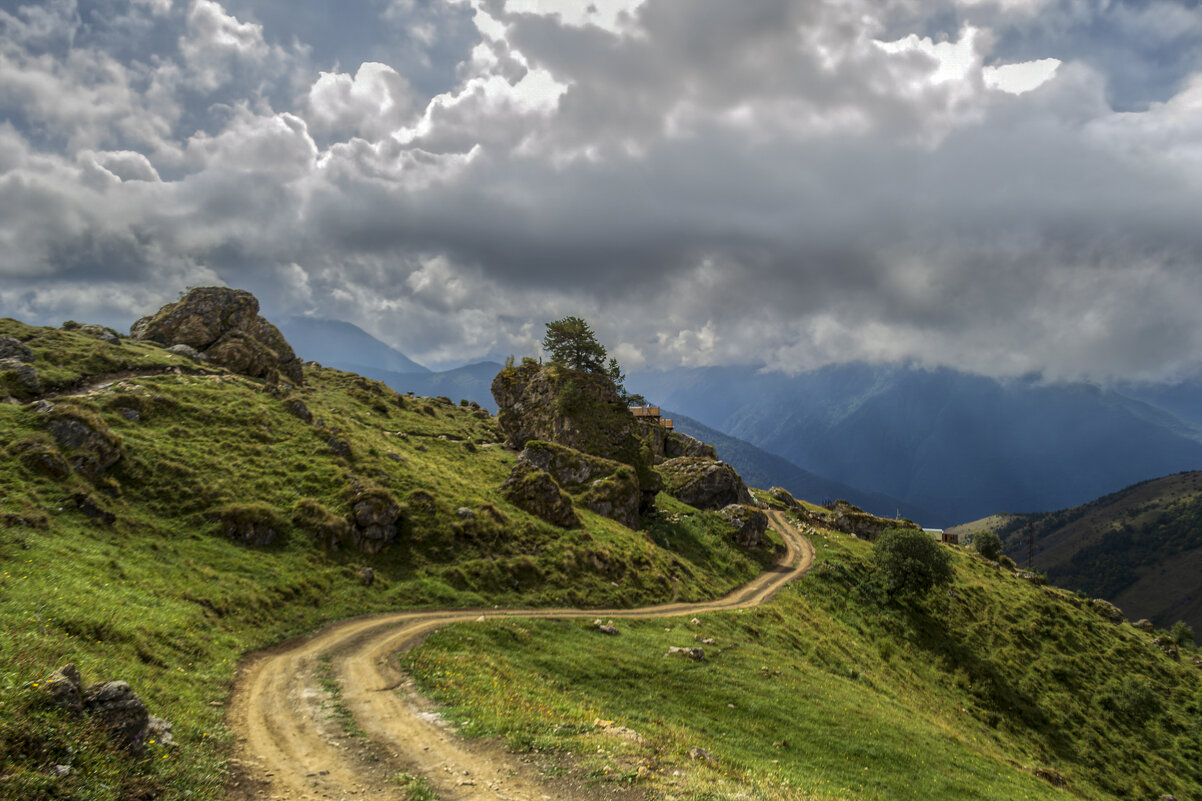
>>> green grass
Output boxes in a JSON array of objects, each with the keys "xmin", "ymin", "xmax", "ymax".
[
  {"xmin": 404, "ymin": 516, "xmax": 1202, "ymax": 801},
  {"xmin": 0, "ymin": 320, "xmax": 771, "ymax": 800}
]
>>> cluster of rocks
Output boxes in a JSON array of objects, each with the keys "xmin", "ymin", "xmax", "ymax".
[
  {"xmin": 130, "ymin": 287, "xmax": 303, "ymax": 385},
  {"xmin": 821, "ymin": 499, "xmax": 921, "ymax": 541},
  {"xmin": 43, "ymin": 664, "xmax": 174, "ymax": 753},
  {"xmin": 491, "ymin": 361, "xmax": 764, "ymax": 550}
]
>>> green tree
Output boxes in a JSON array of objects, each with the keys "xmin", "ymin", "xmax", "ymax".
[
  {"xmin": 874, "ymin": 528, "xmax": 953, "ymax": 600},
  {"xmin": 974, "ymin": 530, "xmax": 1002, "ymax": 561},
  {"xmin": 542, "ymin": 316, "xmax": 608, "ymax": 373},
  {"xmin": 542, "ymin": 317, "xmax": 644, "ymax": 404},
  {"xmin": 1171, "ymin": 620, "xmax": 1194, "ymax": 647}
]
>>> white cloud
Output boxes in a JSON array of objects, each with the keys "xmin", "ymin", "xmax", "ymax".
[
  {"xmin": 179, "ymin": 0, "xmax": 271, "ymax": 91},
  {"xmin": 306, "ymin": 62, "xmax": 416, "ymax": 140},
  {"xmin": 983, "ymin": 57, "xmax": 1060, "ymax": 94}
]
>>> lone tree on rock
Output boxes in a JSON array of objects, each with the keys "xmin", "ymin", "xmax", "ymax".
[
  {"xmin": 541, "ymin": 316, "xmax": 645, "ymax": 405},
  {"xmin": 542, "ymin": 316, "xmax": 608, "ymax": 373}
]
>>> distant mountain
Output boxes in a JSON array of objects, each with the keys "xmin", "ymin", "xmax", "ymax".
[
  {"xmin": 277, "ymin": 316, "xmax": 429, "ymax": 374},
  {"xmin": 631, "ymin": 363, "xmax": 1202, "ymax": 524},
  {"xmin": 668, "ymin": 412, "xmax": 943, "ymax": 525},
  {"xmin": 346, "ymin": 361, "xmax": 502, "ymax": 411},
  {"xmin": 951, "ymin": 471, "xmax": 1202, "ymax": 632}
]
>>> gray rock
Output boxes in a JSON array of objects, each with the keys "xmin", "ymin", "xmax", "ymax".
[
  {"xmin": 166, "ymin": 343, "xmax": 208, "ymax": 362},
  {"xmin": 145, "ymin": 715, "xmax": 175, "ymax": 747},
  {"xmin": 45, "ymin": 415, "xmax": 122, "ymax": 476},
  {"xmin": 82, "ymin": 681, "xmax": 149, "ymax": 750},
  {"xmin": 328, "ymin": 437, "xmax": 351, "ymax": 458},
  {"xmin": 688, "ymin": 746, "xmax": 716, "ymax": 764},
  {"xmin": 0, "ymin": 336, "xmax": 33, "ymax": 362},
  {"xmin": 43, "ymin": 664, "xmax": 83, "ymax": 714},
  {"xmin": 667, "ymin": 646, "xmax": 706, "ymax": 661},
  {"xmin": 74, "ymin": 494, "xmax": 116, "ymax": 525},
  {"xmin": 357, "ymin": 566, "xmax": 375, "ymax": 587},
  {"xmin": 78, "ymin": 324, "xmax": 119, "ymax": 345},
  {"xmin": 1134, "ymin": 619, "xmax": 1155, "ymax": 632},
  {"xmin": 52, "ymin": 764, "xmax": 71, "ymax": 778},
  {"xmin": 456, "ymin": 507, "xmax": 476, "ymax": 520}
]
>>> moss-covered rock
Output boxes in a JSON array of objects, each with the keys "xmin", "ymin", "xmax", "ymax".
[
  {"xmin": 40, "ymin": 403, "xmax": 124, "ymax": 478},
  {"xmin": 518, "ymin": 441, "xmax": 642, "ymax": 529},
  {"xmin": 717, "ymin": 504, "xmax": 769, "ymax": 547},
  {"xmin": 500, "ymin": 461, "xmax": 580, "ymax": 528},
  {"xmin": 657, "ymin": 457, "xmax": 753, "ymax": 510},
  {"xmin": 822, "ymin": 500, "xmax": 921, "ymax": 541},
  {"xmin": 346, "ymin": 486, "xmax": 405, "ymax": 554}
]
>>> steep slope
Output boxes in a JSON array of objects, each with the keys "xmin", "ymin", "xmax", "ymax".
[
  {"xmin": 0, "ymin": 313, "xmax": 774, "ymax": 801},
  {"xmin": 955, "ymin": 471, "xmax": 1202, "ymax": 632},
  {"xmin": 668, "ymin": 411, "xmax": 942, "ymax": 525},
  {"xmin": 632, "ymin": 363, "xmax": 1202, "ymax": 522}
]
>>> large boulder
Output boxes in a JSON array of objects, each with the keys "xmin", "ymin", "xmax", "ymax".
[
  {"xmin": 658, "ymin": 457, "xmax": 753, "ymax": 510},
  {"xmin": 0, "ymin": 335, "xmax": 33, "ymax": 362},
  {"xmin": 131, "ymin": 287, "xmax": 303, "ymax": 384},
  {"xmin": 500, "ymin": 461, "xmax": 580, "ymax": 528},
  {"xmin": 492, "ymin": 362, "xmax": 661, "ymax": 511},
  {"xmin": 519, "ymin": 441, "xmax": 640, "ymax": 528},
  {"xmin": 718, "ymin": 504, "xmax": 769, "ymax": 547}
]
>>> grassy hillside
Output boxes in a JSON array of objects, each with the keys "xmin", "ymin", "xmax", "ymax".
[
  {"xmin": 406, "ymin": 502, "xmax": 1202, "ymax": 801},
  {"xmin": 951, "ymin": 472, "xmax": 1202, "ymax": 632},
  {"xmin": 0, "ymin": 318, "xmax": 771, "ymax": 801}
]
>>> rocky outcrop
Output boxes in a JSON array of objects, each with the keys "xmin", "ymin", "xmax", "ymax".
[
  {"xmin": 657, "ymin": 457, "xmax": 752, "ymax": 510},
  {"xmin": 492, "ymin": 362, "xmax": 661, "ymax": 512},
  {"xmin": 665, "ymin": 432, "xmax": 717, "ymax": 460},
  {"xmin": 131, "ymin": 287, "xmax": 303, "ymax": 384},
  {"xmin": 1091, "ymin": 598, "xmax": 1124, "ymax": 624},
  {"xmin": 0, "ymin": 359, "xmax": 41, "ymax": 395},
  {"xmin": 823, "ymin": 500, "xmax": 920, "ymax": 541},
  {"xmin": 41, "ymin": 405, "xmax": 123, "ymax": 477},
  {"xmin": 500, "ymin": 461, "xmax": 580, "ymax": 528},
  {"xmin": 718, "ymin": 504, "xmax": 769, "ymax": 547},
  {"xmin": 0, "ymin": 335, "xmax": 33, "ymax": 362},
  {"xmin": 346, "ymin": 487, "xmax": 404, "ymax": 554},
  {"xmin": 519, "ymin": 441, "xmax": 640, "ymax": 528},
  {"xmin": 767, "ymin": 487, "xmax": 801, "ymax": 509}
]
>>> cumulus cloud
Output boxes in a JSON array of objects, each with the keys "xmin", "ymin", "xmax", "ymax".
[{"xmin": 2, "ymin": 0, "xmax": 1202, "ymax": 381}]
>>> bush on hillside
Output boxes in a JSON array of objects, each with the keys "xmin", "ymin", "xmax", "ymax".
[
  {"xmin": 1172, "ymin": 620, "xmax": 1195, "ymax": 647},
  {"xmin": 974, "ymin": 530, "xmax": 1002, "ymax": 561},
  {"xmin": 874, "ymin": 527, "xmax": 953, "ymax": 600}
]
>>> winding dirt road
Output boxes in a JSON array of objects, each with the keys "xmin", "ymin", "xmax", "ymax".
[{"xmin": 227, "ymin": 510, "xmax": 814, "ymax": 801}]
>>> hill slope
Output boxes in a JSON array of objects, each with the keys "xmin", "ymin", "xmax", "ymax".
[
  {"xmin": 953, "ymin": 471, "xmax": 1202, "ymax": 632},
  {"xmin": 0, "ymin": 316, "xmax": 771, "ymax": 801},
  {"xmin": 405, "ymin": 498, "xmax": 1202, "ymax": 801}
]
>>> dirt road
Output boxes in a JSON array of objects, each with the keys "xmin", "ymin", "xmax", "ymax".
[{"xmin": 226, "ymin": 510, "xmax": 815, "ymax": 800}]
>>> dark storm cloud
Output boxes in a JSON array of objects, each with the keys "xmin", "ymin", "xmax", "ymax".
[{"xmin": 2, "ymin": 0, "xmax": 1202, "ymax": 377}]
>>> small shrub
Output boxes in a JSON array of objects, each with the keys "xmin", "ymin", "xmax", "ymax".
[{"xmin": 1171, "ymin": 620, "xmax": 1195, "ymax": 647}]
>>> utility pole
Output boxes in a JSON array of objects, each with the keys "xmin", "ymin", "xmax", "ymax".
[{"xmin": 1027, "ymin": 522, "xmax": 1035, "ymax": 570}]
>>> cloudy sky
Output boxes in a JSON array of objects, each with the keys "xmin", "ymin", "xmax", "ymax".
[{"xmin": 2, "ymin": 0, "xmax": 1201, "ymax": 380}]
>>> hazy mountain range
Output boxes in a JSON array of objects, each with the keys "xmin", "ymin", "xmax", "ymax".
[{"xmin": 276, "ymin": 317, "xmax": 1202, "ymax": 527}]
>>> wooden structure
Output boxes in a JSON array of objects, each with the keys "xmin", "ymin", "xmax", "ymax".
[
  {"xmin": 925, "ymin": 528, "xmax": 959, "ymax": 545},
  {"xmin": 629, "ymin": 406, "xmax": 674, "ymax": 430}
]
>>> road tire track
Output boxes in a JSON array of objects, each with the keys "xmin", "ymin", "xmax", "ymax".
[{"xmin": 227, "ymin": 510, "xmax": 814, "ymax": 800}]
